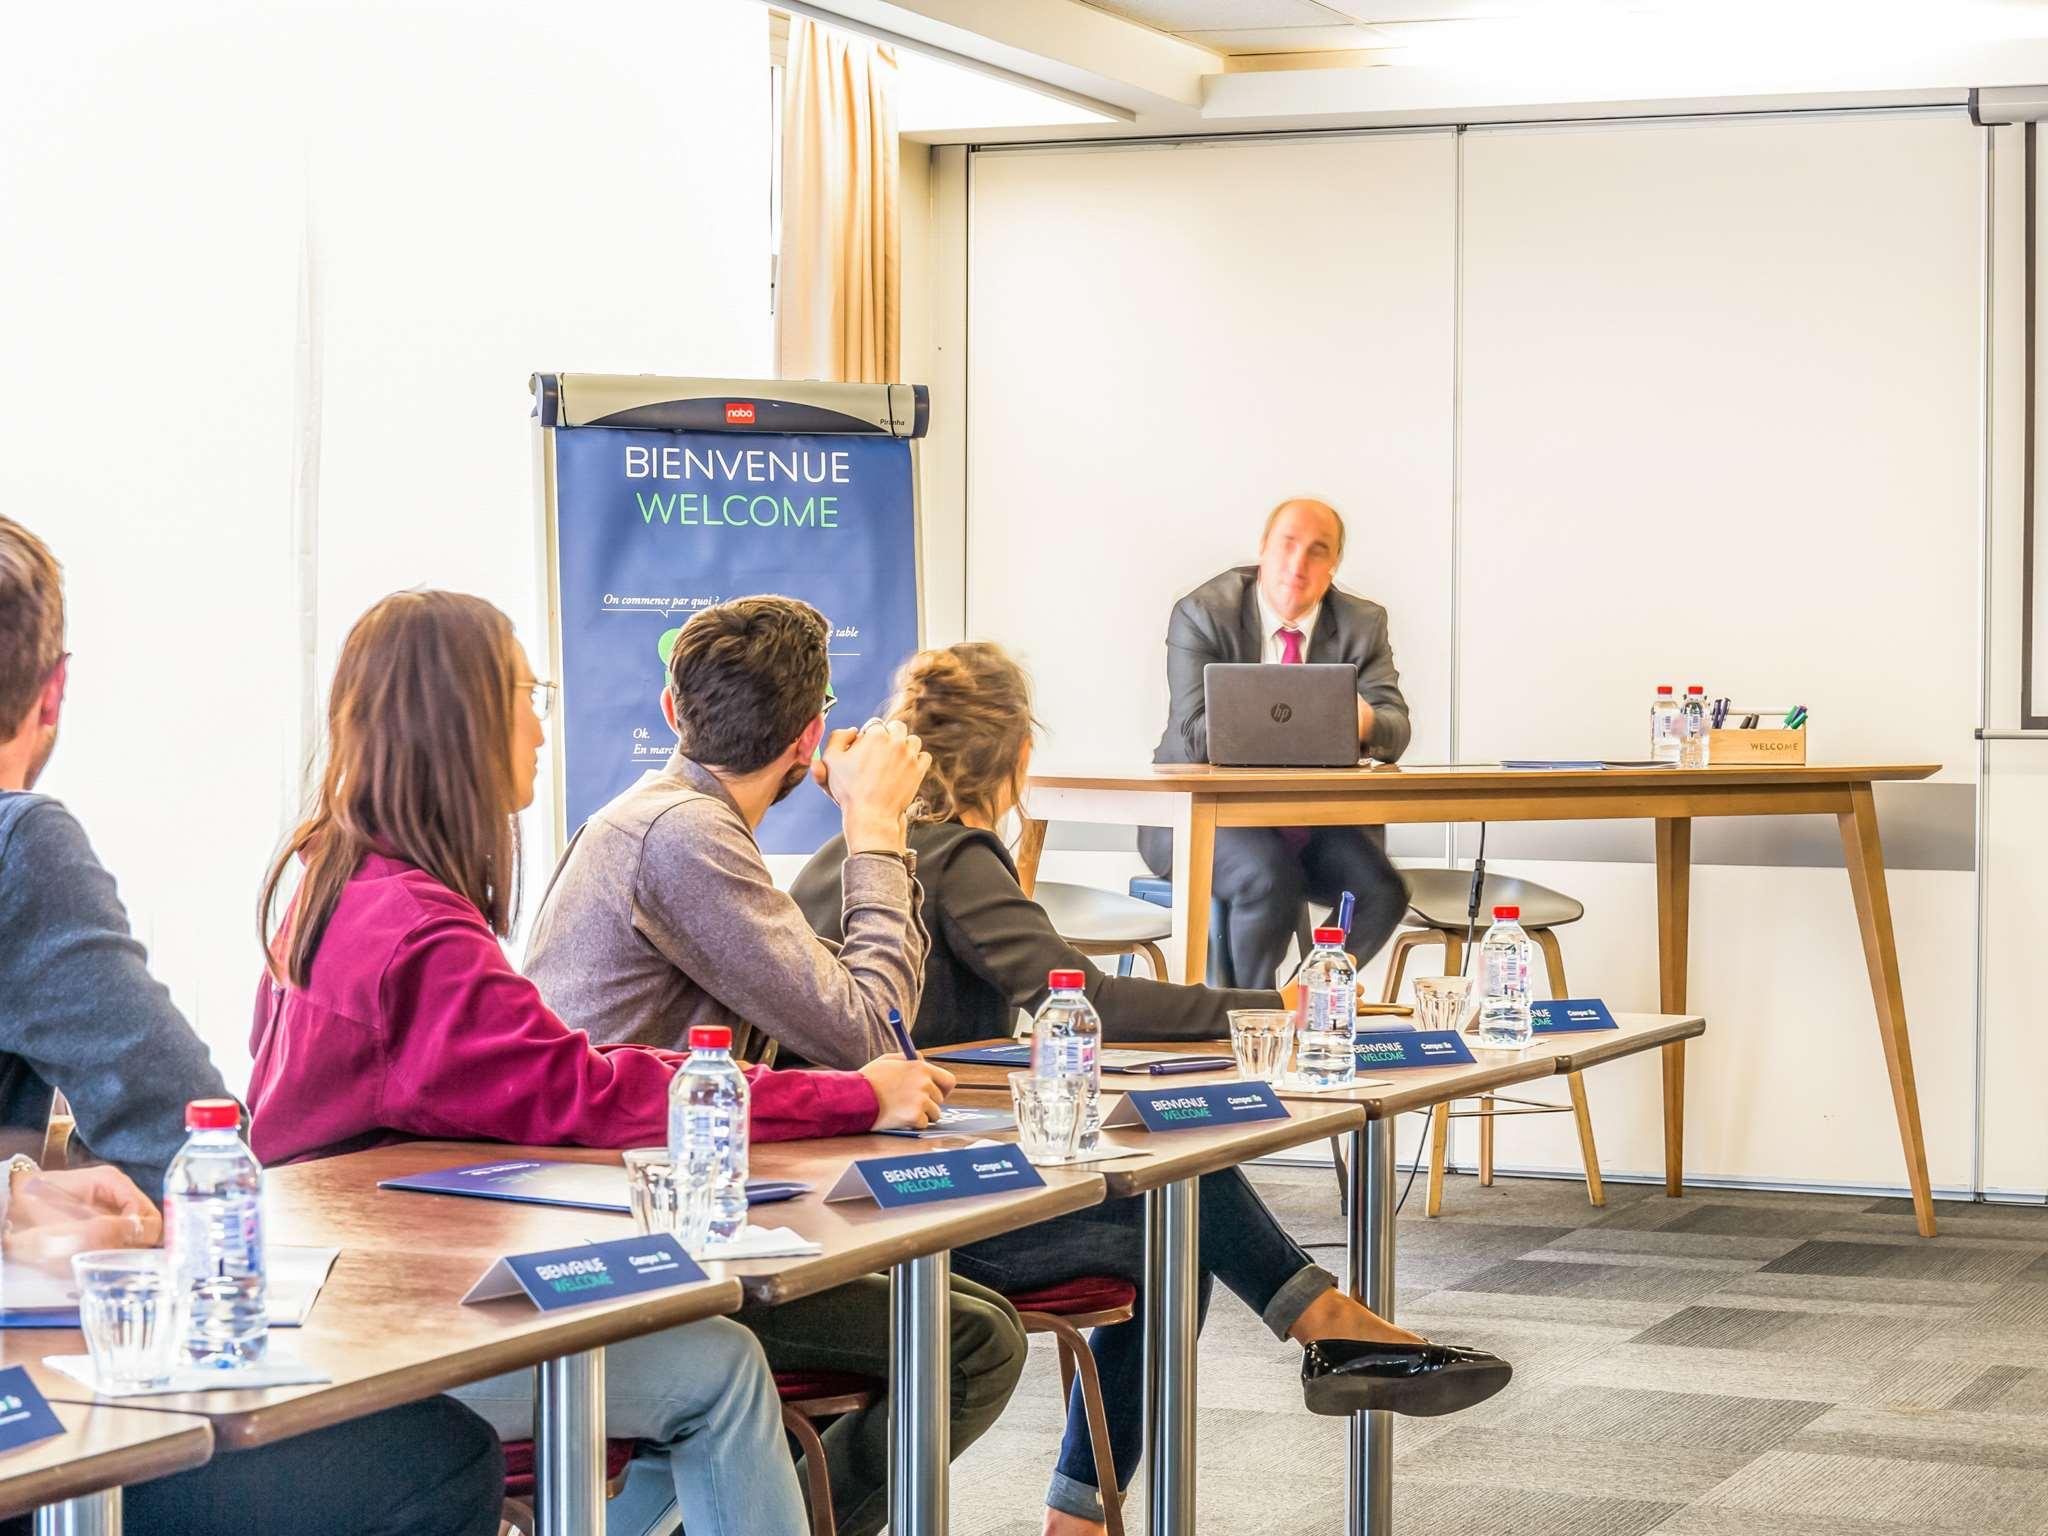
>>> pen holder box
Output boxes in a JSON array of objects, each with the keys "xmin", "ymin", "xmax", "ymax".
[{"xmin": 1708, "ymin": 728, "xmax": 1806, "ymax": 764}]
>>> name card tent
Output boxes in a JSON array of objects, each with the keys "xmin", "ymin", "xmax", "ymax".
[
  {"xmin": 533, "ymin": 373, "xmax": 928, "ymax": 855},
  {"xmin": 825, "ymin": 1146, "xmax": 1045, "ymax": 1209},
  {"xmin": 463, "ymin": 1234, "xmax": 709, "ymax": 1314}
]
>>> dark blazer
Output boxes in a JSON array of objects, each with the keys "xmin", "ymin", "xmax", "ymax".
[
  {"xmin": 1152, "ymin": 565, "xmax": 1411, "ymax": 766},
  {"xmin": 792, "ymin": 821, "xmax": 1277, "ymax": 1049}
]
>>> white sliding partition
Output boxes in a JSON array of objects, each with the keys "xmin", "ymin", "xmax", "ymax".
[
  {"xmin": 1457, "ymin": 111, "xmax": 1984, "ymax": 1192},
  {"xmin": 966, "ymin": 132, "xmax": 1460, "ymax": 770}
]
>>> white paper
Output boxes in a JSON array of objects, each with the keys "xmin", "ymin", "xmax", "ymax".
[
  {"xmin": 692, "ymin": 1226, "xmax": 821, "ymax": 1261},
  {"xmin": 963, "ymin": 1137, "xmax": 1152, "ymax": 1168},
  {"xmin": 1, "ymin": 1246, "xmax": 338, "ymax": 1327},
  {"xmin": 42, "ymin": 1350, "xmax": 330, "ymax": 1398}
]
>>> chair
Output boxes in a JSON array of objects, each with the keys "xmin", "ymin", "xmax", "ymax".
[
  {"xmin": 497, "ymin": 1439, "xmax": 637, "ymax": 1535},
  {"xmin": 775, "ymin": 1370, "xmax": 881, "ymax": 1536},
  {"xmin": 1034, "ymin": 880, "xmax": 1172, "ymax": 981},
  {"xmin": 1005, "ymin": 1275, "xmax": 1139, "ymax": 1536},
  {"xmin": 1379, "ymin": 869, "xmax": 1604, "ymax": 1216},
  {"xmin": 1123, "ymin": 878, "xmax": 1312, "ymax": 990}
]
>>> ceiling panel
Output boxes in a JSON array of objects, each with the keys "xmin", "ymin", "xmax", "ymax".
[
  {"xmin": 1184, "ymin": 23, "xmax": 1390, "ymax": 51},
  {"xmin": 1079, "ymin": 0, "xmax": 1359, "ymax": 33}
]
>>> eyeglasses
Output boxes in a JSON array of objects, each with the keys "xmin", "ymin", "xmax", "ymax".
[
  {"xmin": 821, "ymin": 685, "xmax": 838, "ymax": 720},
  {"xmin": 524, "ymin": 679, "xmax": 559, "ymax": 720}
]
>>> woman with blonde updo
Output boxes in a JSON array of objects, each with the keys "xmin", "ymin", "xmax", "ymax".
[{"xmin": 794, "ymin": 642, "xmax": 1509, "ymax": 1536}]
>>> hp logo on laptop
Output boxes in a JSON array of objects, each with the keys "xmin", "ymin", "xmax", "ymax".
[{"xmin": 1271, "ymin": 703, "xmax": 1293, "ymax": 724}]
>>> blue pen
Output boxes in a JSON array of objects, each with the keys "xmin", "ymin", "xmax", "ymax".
[
  {"xmin": 1148, "ymin": 1059, "xmax": 1229, "ymax": 1076},
  {"xmin": 887, "ymin": 1008, "xmax": 919, "ymax": 1061}
]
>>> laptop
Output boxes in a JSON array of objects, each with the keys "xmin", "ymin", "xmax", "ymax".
[{"xmin": 1203, "ymin": 663, "xmax": 1360, "ymax": 768}]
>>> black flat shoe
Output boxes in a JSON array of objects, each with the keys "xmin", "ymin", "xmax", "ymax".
[{"xmin": 1300, "ymin": 1339, "xmax": 1512, "ymax": 1418}]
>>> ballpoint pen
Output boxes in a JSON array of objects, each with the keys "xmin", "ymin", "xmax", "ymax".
[{"xmin": 886, "ymin": 1008, "xmax": 919, "ymax": 1060}]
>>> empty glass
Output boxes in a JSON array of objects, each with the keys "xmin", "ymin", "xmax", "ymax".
[
  {"xmin": 1008, "ymin": 1072, "xmax": 1086, "ymax": 1165},
  {"xmin": 1227, "ymin": 1009, "xmax": 1296, "ymax": 1082},
  {"xmin": 623, "ymin": 1148, "xmax": 710, "ymax": 1251},
  {"xmin": 1412, "ymin": 974, "xmax": 1474, "ymax": 1035},
  {"xmin": 72, "ymin": 1250, "xmax": 181, "ymax": 1391}
]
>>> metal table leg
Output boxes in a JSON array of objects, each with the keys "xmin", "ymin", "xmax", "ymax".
[
  {"xmin": 1347, "ymin": 1120, "xmax": 1396, "ymax": 1536},
  {"xmin": 1143, "ymin": 1175, "xmax": 1200, "ymax": 1536},
  {"xmin": 536, "ymin": 1348, "xmax": 606, "ymax": 1536},
  {"xmin": 35, "ymin": 1490, "xmax": 119, "ymax": 1536},
  {"xmin": 890, "ymin": 1251, "xmax": 951, "ymax": 1536}
]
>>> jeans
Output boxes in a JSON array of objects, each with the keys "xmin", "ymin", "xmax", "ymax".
[
  {"xmin": 1138, "ymin": 823, "xmax": 1407, "ymax": 989},
  {"xmin": 453, "ymin": 1315, "xmax": 808, "ymax": 1536},
  {"xmin": 953, "ymin": 1166, "xmax": 1337, "ymax": 1523},
  {"xmin": 0, "ymin": 1395, "xmax": 505, "ymax": 1536}
]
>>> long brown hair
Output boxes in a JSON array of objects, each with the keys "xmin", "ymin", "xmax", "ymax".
[
  {"xmin": 887, "ymin": 643, "xmax": 1039, "ymax": 827},
  {"xmin": 261, "ymin": 590, "xmax": 526, "ymax": 986}
]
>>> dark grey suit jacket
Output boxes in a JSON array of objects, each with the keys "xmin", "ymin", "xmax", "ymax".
[{"xmin": 1151, "ymin": 565, "xmax": 1412, "ymax": 766}]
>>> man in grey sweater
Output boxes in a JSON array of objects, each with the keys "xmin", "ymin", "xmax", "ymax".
[{"xmin": 526, "ymin": 594, "xmax": 931, "ymax": 1067}]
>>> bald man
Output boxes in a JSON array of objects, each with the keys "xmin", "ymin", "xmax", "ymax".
[{"xmin": 1138, "ymin": 499, "xmax": 1411, "ymax": 989}]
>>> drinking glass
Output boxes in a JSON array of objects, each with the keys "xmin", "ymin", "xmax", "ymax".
[
  {"xmin": 1008, "ymin": 1072, "xmax": 1085, "ymax": 1165},
  {"xmin": 623, "ymin": 1147, "xmax": 711, "ymax": 1251},
  {"xmin": 1412, "ymin": 975, "xmax": 1474, "ymax": 1035},
  {"xmin": 1227, "ymin": 1009, "xmax": 1295, "ymax": 1082},
  {"xmin": 72, "ymin": 1250, "xmax": 181, "ymax": 1391}
]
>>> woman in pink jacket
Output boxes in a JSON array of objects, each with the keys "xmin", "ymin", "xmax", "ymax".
[{"xmin": 247, "ymin": 590, "xmax": 1020, "ymax": 1536}]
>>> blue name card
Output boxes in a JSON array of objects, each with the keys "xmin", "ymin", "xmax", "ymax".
[
  {"xmin": 1354, "ymin": 1029, "xmax": 1477, "ymax": 1070},
  {"xmin": 0, "ymin": 1366, "xmax": 62, "ymax": 1454},
  {"xmin": 1101, "ymin": 1081, "xmax": 1290, "ymax": 1133},
  {"xmin": 1529, "ymin": 998, "xmax": 1620, "ymax": 1033},
  {"xmin": 462, "ymin": 1233, "xmax": 709, "ymax": 1313},
  {"xmin": 825, "ymin": 1145, "xmax": 1045, "ymax": 1208}
]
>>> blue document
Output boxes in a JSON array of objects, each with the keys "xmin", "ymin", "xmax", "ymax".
[
  {"xmin": 0, "ymin": 1367, "xmax": 62, "ymax": 1453},
  {"xmin": 929, "ymin": 1045, "xmax": 1234, "ymax": 1074},
  {"xmin": 1354, "ymin": 1030, "xmax": 1478, "ymax": 1070},
  {"xmin": 1102, "ymin": 1081, "xmax": 1289, "ymax": 1133},
  {"xmin": 929, "ymin": 1044, "xmax": 1032, "ymax": 1066},
  {"xmin": 875, "ymin": 1105, "xmax": 1019, "ymax": 1139},
  {"xmin": 379, "ymin": 1159, "xmax": 808, "ymax": 1212},
  {"xmin": 1529, "ymin": 998, "xmax": 1620, "ymax": 1033},
  {"xmin": 463, "ymin": 1233, "xmax": 708, "ymax": 1314},
  {"xmin": 825, "ymin": 1145, "xmax": 1045, "ymax": 1208}
]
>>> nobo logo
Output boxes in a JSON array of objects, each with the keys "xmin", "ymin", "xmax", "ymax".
[
  {"xmin": 1271, "ymin": 703, "xmax": 1293, "ymax": 724},
  {"xmin": 724, "ymin": 402, "xmax": 756, "ymax": 425}
]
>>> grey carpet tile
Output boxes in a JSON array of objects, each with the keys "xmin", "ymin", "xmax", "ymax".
[
  {"xmin": 1845, "ymin": 1354, "xmax": 2002, "ymax": 1413},
  {"xmin": 1944, "ymin": 1277, "xmax": 2048, "ymax": 1336},
  {"xmin": 2026, "ymin": 1250, "xmax": 2048, "ymax": 1278},
  {"xmin": 1451, "ymin": 1256, "xmax": 1736, "ymax": 1306},
  {"xmin": 1948, "ymin": 1363, "xmax": 2048, "ymax": 1417},
  {"xmin": 1393, "ymin": 1485, "xmax": 1683, "ymax": 1536},
  {"xmin": 1399, "ymin": 1424, "xmax": 1754, "ymax": 1503},
  {"xmin": 1649, "ymin": 1506, "xmax": 1995, "ymax": 1536},
  {"xmin": 1789, "ymin": 1402, "xmax": 2048, "ymax": 1470},
  {"xmin": 1715, "ymin": 1268, "xmax": 2003, "ymax": 1310},
  {"xmin": 1547, "ymin": 1224, "xmax": 1802, "ymax": 1263},
  {"xmin": 1567, "ymin": 1341, "xmax": 1886, "ymax": 1402},
  {"xmin": 1401, "ymin": 1283, "xmax": 1675, "ymax": 1332},
  {"xmin": 1659, "ymin": 1200, "xmax": 1869, "ymax": 1239},
  {"xmin": 1587, "ymin": 1188, "xmax": 1868, "ymax": 1234},
  {"xmin": 1692, "ymin": 1449, "xmax": 2048, "ymax": 1532},
  {"xmin": 1760, "ymin": 1238, "xmax": 2039, "ymax": 1285},
  {"xmin": 1530, "ymin": 1243, "xmax": 1775, "ymax": 1273},
  {"xmin": 1484, "ymin": 1383, "xmax": 1832, "ymax": 1454},
  {"xmin": 1632, "ymin": 1304, "xmax": 1940, "ymax": 1360}
]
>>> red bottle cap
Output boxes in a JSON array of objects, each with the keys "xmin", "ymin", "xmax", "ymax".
[
  {"xmin": 687, "ymin": 1025, "xmax": 733, "ymax": 1051},
  {"xmin": 185, "ymin": 1099, "xmax": 239, "ymax": 1131},
  {"xmin": 1048, "ymin": 970, "xmax": 1085, "ymax": 990},
  {"xmin": 1656, "ymin": 686, "xmax": 1674, "ymax": 696},
  {"xmin": 1686, "ymin": 685, "xmax": 1705, "ymax": 695},
  {"xmin": 1312, "ymin": 927, "xmax": 1346, "ymax": 946},
  {"xmin": 1493, "ymin": 905, "xmax": 1520, "ymax": 921}
]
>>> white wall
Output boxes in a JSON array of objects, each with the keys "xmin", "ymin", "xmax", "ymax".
[{"xmin": 2, "ymin": 0, "xmax": 772, "ymax": 1087}]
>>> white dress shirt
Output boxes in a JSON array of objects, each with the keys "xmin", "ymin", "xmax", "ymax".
[{"xmin": 1255, "ymin": 587, "xmax": 1322, "ymax": 665}]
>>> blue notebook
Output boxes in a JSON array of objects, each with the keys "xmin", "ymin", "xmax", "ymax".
[
  {"xmin": 378, "ymin": 1159, "xmax": 809, "ymax": 1213},
  {"xmin": 930, "ymin": 1045, "xmax": 1234, "ymax": 1075}
]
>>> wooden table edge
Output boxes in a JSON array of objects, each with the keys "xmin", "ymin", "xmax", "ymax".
[
  {"xmin": 1549, "ymin": 1017, "xmax": 1707, "ymax": 1073},
  {"xmin": 1026, "ymin": 764, "xmax": 1941, "ymax": 793},
  {"xmin": 39, "ymin": 1278, "xmax": 747, "ymax": 1451},
  {"xmin": 1080, "ymin": 1102, "xmax": 1367, "ymax": 1198},
  {"xmin": 0, "ymin": 1410, "xmax": 212, "ymax": 1520}
]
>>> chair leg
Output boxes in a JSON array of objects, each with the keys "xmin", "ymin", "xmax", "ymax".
[
  {"xmin": 1329, "ymin": 1135, "xmax": 1348, "ymax": 1212},
  {"xmin": 1478, "ymin": 1094, "xmax": 1495, "ymax": 1186},
  {"xmin": 1566, "ymin": 1070, "xmax": 1606, "ymax": 1208},
  {"xmin": 1036, "ymin": 1315, "xmax": 1126, "ymax": 1536},
  {"xmin": 1441, "ymin": 932, "xmax": 1464, "ymax": 981},
  {"xmin": 1532, "ymin": 925, "xmax": 1570, "ymax": 998},
  {"xmin": 1426, "ymin": 1102, "xmax": 1449, "ymax": 1217},
  {"xmin": 1135, "ymin": 939, "xmax": 1167, "ymax": 982},
  {"xmin": 1379, "ymin": 929, "xmax": 1436, "ymax": 1005},
  {"xmin": 781, "ymin": 1405, "xmax": 840, "ymax": 1536}
]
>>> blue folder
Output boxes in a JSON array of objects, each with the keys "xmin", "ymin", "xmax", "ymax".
[{"xmin": 378, "ymin": 1159, "xmax": 809, "ymax": 1213}]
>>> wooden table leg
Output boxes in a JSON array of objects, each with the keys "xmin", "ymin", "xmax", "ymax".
[
  {"xmin": 1169, "ymin": 796, "xmax": 1218, "ymax": 986},
  {"xmin": 1654, "ymin": 818, "xmax": 1691, "ymax": 1198},
  {"xmin": 1014, "ymin": 815, "xmax": 1048, "ymax": 900},
  {"xmin": 1838, "ymin": 784, "xmax": 1937, "ymax": 1238}
]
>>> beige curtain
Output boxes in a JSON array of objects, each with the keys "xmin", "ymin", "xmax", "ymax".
[{"xmin": 777, "ymin": 17, "xmax": 900, "ymax": 384}]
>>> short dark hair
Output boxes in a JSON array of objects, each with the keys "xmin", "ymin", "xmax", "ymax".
[
  {"xmin": 666, "ymin": 596, "xmax": 831, "ymax": 772},
  {"xmin": 0, "ymin": 517, "xmax": 65, "ymax": 730}
]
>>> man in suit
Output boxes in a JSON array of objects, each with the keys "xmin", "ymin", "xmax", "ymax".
[{"xmin": 1137, "ymin": 497, "xmax": 1411, "ymax": 989}]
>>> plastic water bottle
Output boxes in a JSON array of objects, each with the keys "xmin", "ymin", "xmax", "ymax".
[
  {"xmin": 1031, "ymin": 970, "xmax": 1102, "ymax": 1151},
  {"xmin": 1650, "ymin": 685, "xmax": 1681, "ymax": 763},
  {"xmin": 164, "ymin": 1098, "xmax": 267, "ymax": 1368},
  {"xmin": 1297, "ymin": 927, "xmax": 1358, "ymax": 1087},
  {"xmin": 1679, "ymin": 686, "xmax": 1710, "ymax": 768},
  {"xmin": 1477, "ymin": 907, "xmax": 1534, "ymax": 1050},
  {"xmin": 669, "ymin": 1025, "xmax": 750, "ymax": 1247}
]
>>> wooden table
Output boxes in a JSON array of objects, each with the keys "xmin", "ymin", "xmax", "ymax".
[
  {"xmin": 220, "ymin": 1140, "xmax": 1104, "ymax": 1536},
  {"xmin": 1016, "ymin": 760, "xmax": 1939, "ymax": 1239},
  {"xmin": 0, "ymin": 1395, "xmax": 211, "ymax": 1530},
  {"xmin": 21, "ymin": 1151, "xmax": 747, "ymax": 1536}
]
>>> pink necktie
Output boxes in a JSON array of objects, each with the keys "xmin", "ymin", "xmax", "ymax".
[{"xmin": 1276, "ymin": 627, "xmax": 1310, "ymax": 851}]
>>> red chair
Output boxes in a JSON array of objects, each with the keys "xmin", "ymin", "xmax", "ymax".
[
  {"xmin": 777, "ymin": 1369, "xmax": 881, "ymax": 1536},
  {"xmin": 1005, "ymin": 1276, "xmax": 1139, "ymax": 1536},
  {"xmin": 497, "ymin": 1437, "xmax": 637, "ymax": 1534}
]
